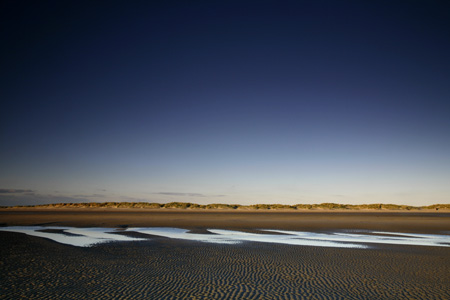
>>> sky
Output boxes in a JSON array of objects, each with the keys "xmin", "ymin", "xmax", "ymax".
[{"xmin": 1, "ymin": 0, "xmax": 449, "ymax": 206}]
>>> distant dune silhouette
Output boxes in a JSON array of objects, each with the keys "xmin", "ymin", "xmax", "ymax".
[{"xmin": 2, "ymin": 201, "xmax": 448, "ymax": 210}]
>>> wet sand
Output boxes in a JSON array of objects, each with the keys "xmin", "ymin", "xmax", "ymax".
[{"xmin": 1, "ymin": 209, "xmax": 449, "ymax": 299}]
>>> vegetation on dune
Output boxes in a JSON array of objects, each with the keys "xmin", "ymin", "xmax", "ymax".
[{"xmin": 2, "ymin": 202, "xmax": 449, "ymax": 210}]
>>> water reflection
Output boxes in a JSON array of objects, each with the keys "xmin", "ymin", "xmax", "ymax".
[
  {"xmin": 0, "ymin": 226, "xmax": 449, "ymax": 248},
  {"xmin": 0, "ymin": 226, "xmax": 145, "ymax": 247}
]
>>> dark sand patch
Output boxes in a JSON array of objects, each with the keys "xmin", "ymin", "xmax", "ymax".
[
  {"xmin": 187, "ymin": 228, "xmax": 215, "ymax": 235},
  {"xmin": 36, "ymin": 228, "xmax": 83, "ymax": 237}
]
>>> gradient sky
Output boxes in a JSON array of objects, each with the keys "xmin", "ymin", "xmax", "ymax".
[{"xmin": 1, "ymin": 0, "xmax": 449, "ymax": 206}]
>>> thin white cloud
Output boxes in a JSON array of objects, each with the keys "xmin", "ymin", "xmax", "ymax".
[
  {"xmin": 156, "ymin": 192, "xmax": 225, "ymax": 197},
  {"xmin": 0, "ymin": 189, "xmax": 34, "ymax": 193}
]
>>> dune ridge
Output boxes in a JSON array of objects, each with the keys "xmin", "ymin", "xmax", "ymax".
[{"xmin": 2, "ymin": 201, "xmax": 449, "ymax": 211}]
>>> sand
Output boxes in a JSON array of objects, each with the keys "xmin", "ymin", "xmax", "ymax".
[
  {"xmin": 1, "ymin": 208, "xmax": 449, "ymax": 233},
  {"xmin": 1, "ymin": 209, "xmax": 449, "ymax": 299}
]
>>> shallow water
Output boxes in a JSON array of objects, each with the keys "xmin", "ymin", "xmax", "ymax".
[
  {"xmin": 263, "ymin": 229, "xmax": 450, "ymax": 248},
  {"xmin": 1, "ymin": 226, "xmax": 449, "ymax": 248},
  {"xmin": 0, "ymin": 226, "xmax": 145, "ymax": 247}
]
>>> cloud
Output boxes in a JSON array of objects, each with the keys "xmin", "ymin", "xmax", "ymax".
[
  {"xmin": 155, "ymin": 192, "xmax": 226, "ymax": 197},
  {"xmin": 0, "ymin": 191, "xmax": 226, "ymax": 207},
  {"xmin": 119, "ymin": 196, "xmax": 150, "ymax": 202},
  {"xmin": 0, "ymin": 193, "xmax": 97, "ymax": 207},
  {"xmin": 0, "ymin": 189, "xmax": 34, "ymax": 194},
  {"xmin": 156, "ymin": 192, "xmax": 206, "ymax": 197},
  {"xmin": 72, "ymin": 194, "xmax": 106, "ymax": 198}
]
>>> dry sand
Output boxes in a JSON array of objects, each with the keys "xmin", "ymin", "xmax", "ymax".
[{"xmin": 1, "ymin": 208, "xmax": 449, "ymax": 299}]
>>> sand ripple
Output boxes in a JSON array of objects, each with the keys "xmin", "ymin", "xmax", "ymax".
[{"xmin": 1, "ymin": 231, "xmax": 449, "ymax": 299}]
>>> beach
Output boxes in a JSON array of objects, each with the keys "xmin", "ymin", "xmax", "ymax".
[
  {"xmin": 1, "ymin": 208, "xmax": 449, "ymax": 233},
  {"xmin": 1, "ymin": 209, "xmax": 449, "ymax": 299}
]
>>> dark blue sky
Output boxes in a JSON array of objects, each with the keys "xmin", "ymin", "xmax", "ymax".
[{"xmin": 1, "ymin": 0, "xmax": 449, "ymax": 206}]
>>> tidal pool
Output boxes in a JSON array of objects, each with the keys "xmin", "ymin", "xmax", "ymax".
[
  {"xmin": 1, "ymin": 226, "xmax": 449, "ymax": 248},
  {"xmin": 0, "ymin": 226, "xmax": 145, "ymax": 247}
]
